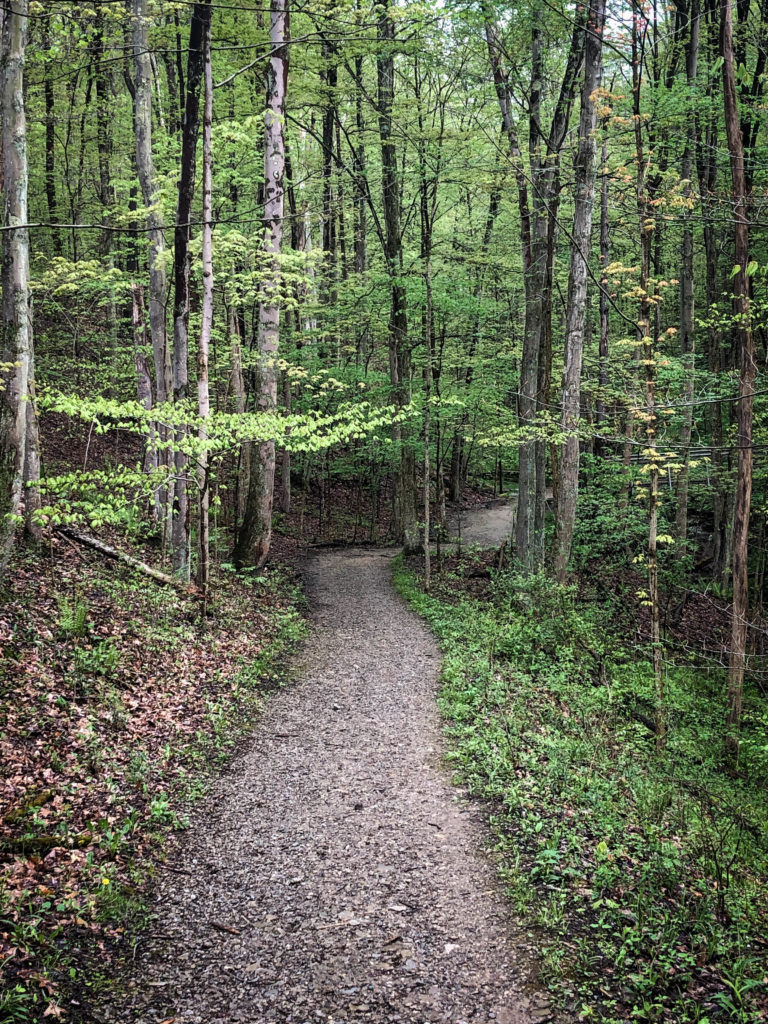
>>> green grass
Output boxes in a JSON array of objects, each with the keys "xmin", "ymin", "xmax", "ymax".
[{"xmin": 394, "ymin": 555, "xmax": 768, "ymax": 1023}]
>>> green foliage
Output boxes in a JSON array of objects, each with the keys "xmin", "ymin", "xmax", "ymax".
[
  {"xmin": 394, "ymin": 558, "xmax": 768, "ymax": 1023},
  {"xmin": 74, "ymin": 639, "xmax": 120, "ymax": 679},
  {"xmin": 56, "ymin": 594, "xmax": 89, "ymax": 639}
]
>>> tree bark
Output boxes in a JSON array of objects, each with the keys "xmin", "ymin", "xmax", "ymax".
[
  {"xmin": 595, "ymin": 116, "xmax": 610, "ymax": 450},
  {"xmin": 233, "ymin": 0, "xmax": 289, "ymax": 568},
  {"xmin": 721, "ymin": 0, "xmax": 756, "ymax": 762},
  {"xmin": 0, "ymin": 0, "xmax": 37, "ymax": 579},
  {"xmin": 484, "ymin": 6, "xmax": 584, "ymax": 568},
  {"xmin": 196, "ymin": 13, "xmax": 213, "ymax": 605},
  {"xmin": 132, "ymin": 0, "xmax": 171, "ymax": 532},
  {"xmin": 131, "ymin": 284, "xmax": 156, "ymax": 476},
  {"xmin": 171, "ymin": 1, "xmax": 211, "ymax": 578},
  {"xmin": 554, "ymin": 0, "xmax": 606, "ymax": 580},
  {"xmin": 42, "ymin": 17, "xmax": 61, "ymax": 256},
  {"xmin": 377, "ymin": 0, "xmax": 419, "ymax": 552},
  {"xmin": 675, "ymin": 0, "xmax": 700, "ymax": 546},
  {"xmin": 132, "ymin": 0, "xmax": 170, "ymax": 406}
]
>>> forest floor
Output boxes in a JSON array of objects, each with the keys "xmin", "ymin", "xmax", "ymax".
[{"xmin": 100, "ymin": 541, "xmax": 556, "ymax": 1024}]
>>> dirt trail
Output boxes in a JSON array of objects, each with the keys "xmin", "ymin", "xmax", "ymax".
[
  {"xmin": 450, "ymin": 500, "xmax": 516, "ymax": 549},
  {"xmin": 109, "ymin": 506, "xmax": 550, "ymax": 1024}
]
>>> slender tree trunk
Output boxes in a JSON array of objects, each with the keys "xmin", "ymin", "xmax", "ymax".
[
  {"xmin": 675, "ymin": 0, "xmax": 700, "ymax": 545},
  {"xmin": 233, "ymin": 0, "xmax": 289, "ymax": 568},
  {"xmin": 132, "ymin": 0, "xmax": 171, "ymax": 530},
  {"xmin": 321, "ymin": 40, "xmax": 338, "ymax": 355},
  {"xmin": 230, "ymin": 311, "xmax": 250, "ymax": 533},
  {"xmin": 279, "ymin": 370, "xmax": 292, "ymax": 514},
  {"xmin": 196, "ymin": 13, "xmax": 213, "ymax": 605},
  {"xmin": 132, "ymin": 0, "xmax": 170, "ymax": 404},
  {"xmin": 377, "ymin": 0, "xmax": 418, "ymax": 552},
  {"xmin": 423, "ymin": 260, "xmax": 433, "ymax": 591},
  {"xmin": 23, "ymin": 340, "xmax": 40, "ymax": 540},
  {"xmin": 92, "ymin": 9, "xmax": 114, "ymax": 257},
  {"xmin": 353, "ymin": 55, "xmax": 367, "ymax": 276},
  {"xmin": 632, "ymin": 2, "xmax": 665, "ymax": 749},
  {"xmin": 722, "ymin": 0, "xmax": 756, "ymax": 762},
  {"xmin": 595, "ymin": 118, "xmax": 610, "ymax": 449},
  {"xmin": 554, "ymin": 0, "xmax": 606, "ymax": 580},
  {"xmin": 0, "ymin": 0, "xmax": 37, "ymax": 579},
  {"xmin": 484, "ymin": 6, "xmax": 583, "ymax": 568},
  {"xmin": 42, "ymin": 17, "xmax": 61, "ymax": 255},
  {"xmin": 131, "ymin": 284, "xmax": 155, "ymax": 471},
  {"xmin": 171, "ymin": 1, "xmax": 211, "ymax": 578}
]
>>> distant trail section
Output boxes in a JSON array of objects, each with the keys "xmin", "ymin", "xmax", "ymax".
[
  {"xmin": 110, "ymin": 539, "xmax": 547, "ymax": 1024},
  {"xmin": 451, "ymin": 498, "xmax": 516, "ymax": 549}
]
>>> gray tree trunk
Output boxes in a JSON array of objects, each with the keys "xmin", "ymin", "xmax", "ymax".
[
  {"xmin": 171, "ymin": 1, "xmax": 211, "ymax": 578},
  {"xmin": 377, "ymin": 0, "xmax": 419, "ymax": 553},
  {"xmin": 132, "ymin": 0, "xmax": 170, "ymax": 406},
  {"xmin": 0, "ymin": 0, "xmax": 37, "ymax": 579},
  {"xmin": 196, "ymin": 14, "xmax": 213, "ymax": 603},
  {"xmin": 675, "ymin": 0, "xmax": 700, "ymax": 545},
  {"xmin": 233, "ymin": 0, "xmax": 289, "ymax": 568},
  {"xmin": 554, "ymin": 0, "xmax": 606, "ymax": 580}
]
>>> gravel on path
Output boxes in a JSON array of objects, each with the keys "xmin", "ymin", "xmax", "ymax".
[{"xmin": 110, "ymin": 545, "xmax": 547, "ymax": 1024}]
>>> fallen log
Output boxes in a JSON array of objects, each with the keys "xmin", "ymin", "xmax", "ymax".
[
  {"xmin": 58, "ymin": 527, "xmax": 180, "ymax": 588},
  {"xmin": 0, "ymin": 832, "xmax": 93, "ymax": 855}
]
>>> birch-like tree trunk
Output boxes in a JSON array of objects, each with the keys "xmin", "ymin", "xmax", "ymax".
[
  {"xmin": 132, "ymin": 0, "xmax": 170, "ymax": 405},
  {"xmin": 132, "ymin": 0, "xmax": 171, "ymax": 533},
  {"xmin": 0, "ymin": 0, "xmax": 37, "ymax": 580},
  {"xmin": 554, "ymin": 0, "xmax": 606, "ymax": 580},
  {"xmin": 196, "ymin": 14, "xmax": 213, "ymax": 603},
  {"xmin": 233, "ymin": 0, "xmax": 289, "ymax": 568}
]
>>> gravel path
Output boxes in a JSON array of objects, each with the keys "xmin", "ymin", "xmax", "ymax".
[{"xmin": 111, "ymin": 537, "xmax": 549, "ymax": 1024}]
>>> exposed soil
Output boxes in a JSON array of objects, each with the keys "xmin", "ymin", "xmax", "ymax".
[
  {"xmin": 105, "ymin": 515, "xmax": 554, "ymax": 1024},
  {"xmin": 449, "ymin": 499, "xmax": 516, "ymax": 549}
]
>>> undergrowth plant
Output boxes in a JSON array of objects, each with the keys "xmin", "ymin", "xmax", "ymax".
[{"xmin": 394, "ymin": 556, "xmax": 768, "ymax": 1023}]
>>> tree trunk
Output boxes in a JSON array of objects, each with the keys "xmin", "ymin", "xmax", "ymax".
[
  {"xmin": 132, "ymin": 0, "xmax": 171, "ymax": 531},
  {"xmin": 675, "ymin": 0, "xmax": 700, "ymax": 546},
  {"xmin": 132, "ymin": 0, "xmax": 170, "ymax": 406},
  {"xmin": 279, "ymin": 371, "xmax": 291, "ymax": 515},
  {"xmin": 131, "ymin": 284, "xmax": 156, "ymax": 476},
  {"xmin": 595, "ymin": 118, "xmax": 610, "ymax": 448},
  {"xmin": 233, "ymin": 0, "xmax": 289, "ymax": 568},
  {"xmin": 171, "ymin": 1, "xmax": 211, "ymax": 579},
  {"xmin": 321, "ymin": 39, "xmax": 338, "ymax": 356},
  {"xmin": 377, "ymin": 0, "xmax": 419, "ymax": 552},
  {"xmin": 42, "ymin": 17, "xmax": 61, "ymax": 255},
  {"xmin": 196, "ymin": 14, "xmax": 213, "ymax": 606},
  {"xmin": 721, "ymin": 0, "xmax": 756, "ymax": 763},
  {"xmin": 554, "ymin": 0, "xmax": 606, "ymax": 580},
  {"xmin": 229, "ymin": 311, "xmax": 250, "ymax": 533},
  {"xmin": 0, "ymin": 0, "xmax": 37, "ymax": 579},
  {"xmin": 92, "ymin": 8, "xmax": 114, "ymax": 257},
  {"xmin": 484, "ymin": 6, "xmax": 583, "ymax": 568},
  {"xmin": 632, "ymin": 2, "xmax": 665, "ymax": 749}
]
